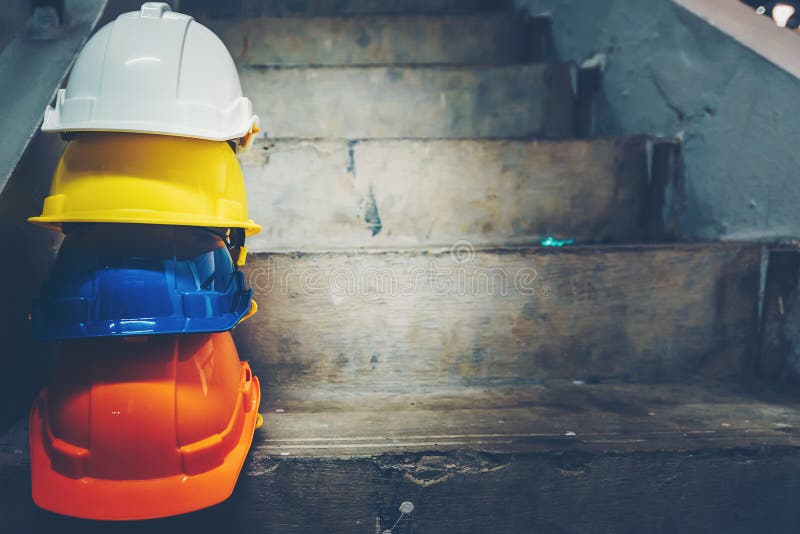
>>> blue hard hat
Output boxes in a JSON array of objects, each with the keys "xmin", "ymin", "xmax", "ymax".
[{"xmin": 33, "ymin": 224, "xmax": 253, "ymax": 340}]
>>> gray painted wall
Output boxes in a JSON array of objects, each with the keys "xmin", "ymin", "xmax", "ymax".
[{"xmin": 516, "ymin": 0, "xmax": 800, "ymax": 241}]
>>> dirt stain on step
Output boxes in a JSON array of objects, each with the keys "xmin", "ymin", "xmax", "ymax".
[{"xmin": 362, "ymin": 186, "xmax": 383, "ymax": 237}]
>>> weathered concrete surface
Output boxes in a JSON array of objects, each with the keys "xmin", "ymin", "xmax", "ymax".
[
  {"xmin": 8, "ymin": 448, "xmax": 800, "ymax": 533},
  {"xmin": 234, "ymin": 244, "xmax": 761, "ymax": 392},
  {"xmin": 4, "ymin": 382, "xmax": 800, "ymax": 533},
  {"xmin": 212, "ymin": 14, "xmax": 549, "ymax": 66},
  {"xmin": 181, "ymin": 0, "xmax": 512, "ymax": 17},
  {"xmin": 241, "ymin": 136, "xmax": 681, "ymax": 251},
  {"xmin": 241, "ymin": 63, "xmax": 576, "ymax": 138},
  {"xmin": 515, "ymin": 0, "xmax": 800, "ymax": 242},
  {"xmin": 251, "ymin": 381, "xmax": 800, "ymax": 456}
]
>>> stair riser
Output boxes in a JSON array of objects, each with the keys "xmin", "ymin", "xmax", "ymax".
[
  {"xmin": 242, "ymin": 64, "xmax": 576, "ymax": 138},
  {"xmin": 213, "ymin": 14, "xmax": 550, "ymax": 66},
  {"xmin": 235, "ymin": 449, "xmax": 800, "ymax": 534},
  {"xmin": 235, "ymin": 245, "xmax": 761, "ymax": 390},
  {"xmin": 241, "ymin": 137, "xmax": 681, "ymax": 251},
  {"xmin": 11, "ymin": 449, "xmax": 800, "ymax": 533}
]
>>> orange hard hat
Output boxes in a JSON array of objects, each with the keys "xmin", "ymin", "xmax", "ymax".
[{"xmin": 30, "ymin": 332, "xmax": 261, "ymax": 520}]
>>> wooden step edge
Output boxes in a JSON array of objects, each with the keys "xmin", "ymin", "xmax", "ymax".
[
  {"xmin": 241, "ymin": 241, "xmax": 764, "ymax": 258},
  {"xmin": 240, "ymin": 60, "xmax": 574, "ymax": 71},
  {"xmin": 248, "ymin": 132, "xmax": 678, "ymax": 144},
  {"xmin": 5, "ymin": 443, "xmax": 800, "ymax": 533}
]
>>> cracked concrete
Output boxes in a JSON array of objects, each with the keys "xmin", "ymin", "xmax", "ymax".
[
  {"xmin": 379, "ymin": 451, "xmax": 508, "ymax": 487},
  {"xmin": 239, "ymin": 137, "xmax": 678, "ymax": 251},
  {"xmin": 515, "ymin": 0, "xmax": 800, "ymax": 242}
]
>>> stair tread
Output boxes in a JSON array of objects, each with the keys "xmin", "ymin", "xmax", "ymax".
[
  {"xmin": 3, "ymin": 382, "xmax": 798, "ymax": 461},
  {"xmin": 240, "ymin": 136, "xmax": 680, "ymax": 251},
  {"xmin": 3, "ymin": 382, "xmax": 799, "ymax": 532},
  {"xmin": 212, "ymin": 13, "xmax": 549, "ymax": 66},
  {"xmin": 241, "ymin": 63, "xmax": 576, "ymax": 138},
  {"xmin": 254, "ymin": 381, "xmax": 800, "ymax": 457}
]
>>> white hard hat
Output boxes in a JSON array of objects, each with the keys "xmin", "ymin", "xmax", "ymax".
[{"xmin": 42, "ymin": 2, "xmax": 259, "ymax": 151}]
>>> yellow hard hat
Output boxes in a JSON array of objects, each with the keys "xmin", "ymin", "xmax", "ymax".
[{"xmin": 29, "ymin": 133, "xmax": 261, "ymax": 235}]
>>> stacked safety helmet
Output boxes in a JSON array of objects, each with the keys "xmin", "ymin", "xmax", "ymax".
[{"xmin": 27, "ymin": 2, "xmax": 262, "ymax": 521}]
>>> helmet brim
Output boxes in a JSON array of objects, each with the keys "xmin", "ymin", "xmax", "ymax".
[{"xmin": 28, "ymin": 215, "xmax": 262, "ymax": 237}]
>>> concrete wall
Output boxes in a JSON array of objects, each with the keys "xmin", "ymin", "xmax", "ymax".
[{"xmin": 515, "ymin": 0, "xmax": 800, "ymax": 241}]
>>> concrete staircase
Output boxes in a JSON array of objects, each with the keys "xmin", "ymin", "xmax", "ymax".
[{"xmin": 3, "ymin": 1, "xmax": 800, "ymax": 532}]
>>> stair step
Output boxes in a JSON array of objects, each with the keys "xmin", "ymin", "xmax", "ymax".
[
  {"xmin": 242, "ymin": 63, "xmax": 576, "ymax": 138},
  {"xmin": 212, "ymin": 14, "xmax": 550, "ymax": 66},
  {"xmin": 254, "ymin": 382, "xmax": 800, "ymax": 454},
  {"xmin": 3, "ymin": 382, "xmax": 800, "ymax": 532},
  {"xmin": 240, "ymin": 136, "xmax": 682, "ymax": 252},
  {"xmin": 235, "ymin": 243, "xmax": 762, "ymax": 395},
  {"xmin": 181, "ymin": 0, "xmax": 513, "ymax": 18}
]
